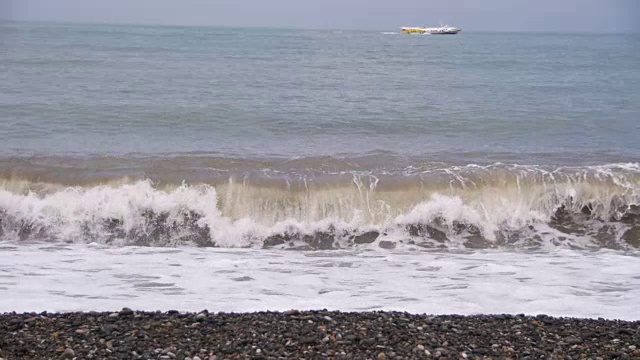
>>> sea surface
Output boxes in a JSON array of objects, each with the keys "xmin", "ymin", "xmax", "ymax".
[{"xmin": 1, "ymin": 21, "xmax": 639, "ymax": 317}]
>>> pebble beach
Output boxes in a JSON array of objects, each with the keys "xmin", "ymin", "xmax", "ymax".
[{"xmin": 2, "ymin": 309, "xmax": 639, "ymax": 359}]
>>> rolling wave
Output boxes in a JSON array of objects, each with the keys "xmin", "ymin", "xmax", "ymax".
[{"xmin": 0, "ymin": 162, "xmax": 638, "ymax": 250}]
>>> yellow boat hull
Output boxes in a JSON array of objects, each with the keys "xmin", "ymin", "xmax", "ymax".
[{"xmin": 400, "ymin": 27, "xmax": 426, "ymax": 34}]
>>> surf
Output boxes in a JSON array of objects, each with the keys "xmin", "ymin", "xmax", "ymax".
[{"xmin": 0, "ymin": 162, "xmax": 638, "ymax": 250}]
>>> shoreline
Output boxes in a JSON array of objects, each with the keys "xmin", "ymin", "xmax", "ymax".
[{"xmin": 1, "ymin": 310, "xmax": 639, "ymax": 359}]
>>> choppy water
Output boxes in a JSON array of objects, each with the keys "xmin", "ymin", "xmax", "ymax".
[
  {"xmin": 2, "ymin": 23, "xmax": 639, "ymax": 162},
  {"xmin": 1, "ymin": 22, "xmax": 639, "ymax": 250},
  {"xmin": 1, "ymin": 21, "xmax": 640, "ymax": 316}
]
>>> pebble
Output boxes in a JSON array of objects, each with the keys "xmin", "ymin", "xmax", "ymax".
[
  {"xmin": 565, "ymin": 335, "xmax": 582, "ymax": 344},
  {"xmin": 62, "ymin": 348, "xmax": 75, "ymax": 359},
  {"xmin": 362, "ymin": 338, "xmax": 376, "ymax": 345},
  {"xmin": 0, "ymin": 311, "xmax": 637, "ymax": 359},
  {"xmin": 299, "ymin": 336, "xmax": 318, "ymax": 345},
  {"xmin": 119, "ymin": 307, "xmax": 134, "ymax": 316}
]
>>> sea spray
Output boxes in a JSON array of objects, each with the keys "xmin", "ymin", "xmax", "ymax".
[{"xmin": 0, "ymin": 163, "xmax": 638, "ymax": 249}]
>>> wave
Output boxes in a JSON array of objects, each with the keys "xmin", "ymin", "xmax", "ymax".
[
  {"xmin": 0, "ymin": 162, "xmax": 638, "ymax": 250},
  {"xmin": 1, "ymin": 154, "xmax": 637, "ymax": 184}
]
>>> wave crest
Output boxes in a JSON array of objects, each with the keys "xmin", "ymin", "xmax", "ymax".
[{"xmin": 0, "ymin": 164, "xmax": 639, "ymax": 250}]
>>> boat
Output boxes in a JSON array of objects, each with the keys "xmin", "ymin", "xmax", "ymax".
[{"xmin": 400, "ymin": 24, "xmax": 461, "ymax": 35}]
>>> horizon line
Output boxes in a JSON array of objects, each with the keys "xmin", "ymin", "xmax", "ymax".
[{"xmin": 1, "ymin": 18, "xmax": 638, "ymax": 35}]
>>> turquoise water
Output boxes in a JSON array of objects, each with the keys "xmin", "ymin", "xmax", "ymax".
[{"xmin": 0, "ymin": 21, "xmax": 639, "ymax": 249}]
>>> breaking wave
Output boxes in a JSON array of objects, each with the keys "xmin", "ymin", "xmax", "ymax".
[{"xmin": 0, "ymin": 162, "xmax": 639, "ymax": 250}]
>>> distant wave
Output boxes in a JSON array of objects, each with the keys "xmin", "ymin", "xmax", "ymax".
[{"xmin": 0, "ymin": 161, "xmax": 638, "ymax": 250}]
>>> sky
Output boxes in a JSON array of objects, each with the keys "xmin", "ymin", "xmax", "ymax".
[{"xmin": 1, "ymin": 0, "xmax": 638, "ymax": 33}]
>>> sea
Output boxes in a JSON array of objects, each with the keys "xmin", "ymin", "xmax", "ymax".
[{"xmin": 1, "ymin": 21, "xmax": 639, "ymax": 319}]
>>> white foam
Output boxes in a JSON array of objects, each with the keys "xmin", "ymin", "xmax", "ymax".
[
  {"xmin": 0, "ymin": 163, "xmax": 638, "ymax": 248},
  {"xmin": 1, "ymin": 243, "xmax": 639, "ymax": 320}
]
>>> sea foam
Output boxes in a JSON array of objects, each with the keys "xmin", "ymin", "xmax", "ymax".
[{"xmin": 0, "ymin": 163, "xmax": 638, "ymax": 250}]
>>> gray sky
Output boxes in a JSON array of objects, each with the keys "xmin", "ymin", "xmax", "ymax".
[{"xmin": 1, "ymin": 0, "xmax": 638, "ymax": 32}]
